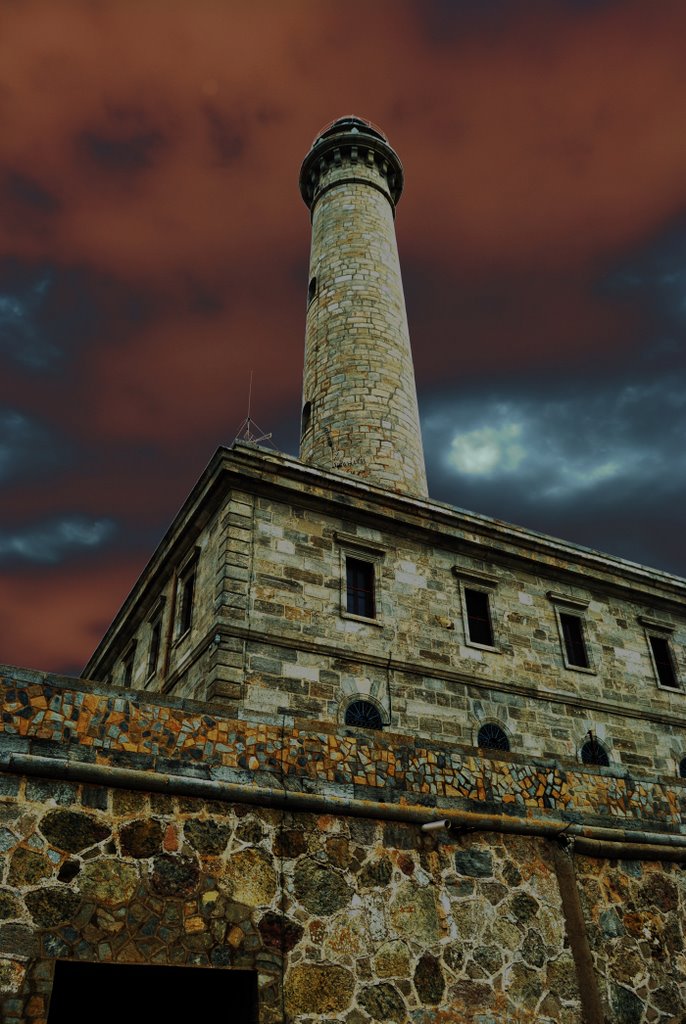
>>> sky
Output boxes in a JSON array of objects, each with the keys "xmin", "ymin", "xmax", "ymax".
[{"xmin": 2, "ymin": 0, "xmax": 686, "ymax": 675}]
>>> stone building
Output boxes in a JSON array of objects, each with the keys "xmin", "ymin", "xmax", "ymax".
[{"xmin": 1, "ymin": 117, "xmax": 685, "ymax": 1024}]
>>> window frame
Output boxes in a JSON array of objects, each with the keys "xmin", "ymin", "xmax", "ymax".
[
  {"xmin": 548, "ymin": 591, "xmax": 595, "ymax": 674},
  {"xmin": 335, "ymin": 531, "xmax": 384, "ymax": 626},
  {"xmin": 175, "ymin": 548, "xmax": 200, "ymax": 642},
  {"xmin": 121, "ymin": 641, "xmax": 137, "ymax": 688},
  {"xmin": 639, "ymin": 615, "xmax": 681, "ymax": 691},
  {"xmin": 452, "ymin": 566, "xmax": 499, "ymax": 653},
  {"xmin": 146, "ymin": 598, "xmax": 166, "ymax": 682}
]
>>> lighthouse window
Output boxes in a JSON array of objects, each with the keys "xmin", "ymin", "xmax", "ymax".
[
  {"xmin": 559, "ymin": 613, "xmax": 589, "ymax": 669},
  {"xmin": 346, "ymin": 558, "xmax": 375, "ymax": 618},
  {"xmin": 464, "ymin": 588, "xmax": 494, "ymax": 647},
  {"xmin": 648, "ymin": 634, "xmax": 678, "ymax": 689}
]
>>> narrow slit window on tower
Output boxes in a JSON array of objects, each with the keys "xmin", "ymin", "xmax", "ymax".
[
  {"xmin": 559, "ymin": 612, "xmax": 589, "ymax": 668},
  {"xmin": 464, "ymin": 588, "xmax": 494, "ymax": 647},
  {"xmin": 301, "ymin": 400, "xmax": 312, "ymax": 438},
  {"xmin": 307, "ymin": 275, "xmax": 317, "ymax": 304},
  {"xmin": 346, "ymin": 557, "xmax": 375, "ymax": 618},
  {"xmin": 648, "ymin": 634, "xmax": 678, "ymax": 688}
]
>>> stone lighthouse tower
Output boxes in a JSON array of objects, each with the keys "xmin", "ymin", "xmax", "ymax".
[{"xmin": 299, "ymin": 116, "xmax": 428, "ymax": 498}]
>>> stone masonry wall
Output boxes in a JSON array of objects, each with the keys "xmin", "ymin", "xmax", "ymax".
[
  {"xmin": 300, "ymin": 150, "xmax": 427, "ymax": 496},
  {"xmin": 1, "ymin": 669, "xmax": 686, "ymax": 1022}
]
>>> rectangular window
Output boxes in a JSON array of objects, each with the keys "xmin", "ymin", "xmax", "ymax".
[
  {"xmin": 178, "ymin": 565, "xmax": 196, "ymax": 636},
  {"xmin": 122, "ymin": 644, "xmax": 136, "ymax": 687},
  {"xmin": 464, "ymin": 588, "xmax": 494, "ymax": 647},
  {"xmin": 346, "ymin": 557, "xmax": 375, "ymax": 618},
  {"xmin": 560, "ymin": 613, "xmax": 589, "ymax": 668},
  {"xmin": 648, "ymin": 634, "xmax": 678, "ymax": 688},
  {"xmin": 147, "ymin": 616, "xmax": 162, "ymax": 678}
]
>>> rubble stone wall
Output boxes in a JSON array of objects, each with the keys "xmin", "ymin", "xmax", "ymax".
[{"xmin": 1, "ymin": 669, "xmax": 685, "ymax": 1023}]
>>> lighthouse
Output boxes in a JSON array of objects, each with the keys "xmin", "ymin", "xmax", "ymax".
[{"xmin": 298, "ymin": 116, "xmax": 428, "ymax": 498}]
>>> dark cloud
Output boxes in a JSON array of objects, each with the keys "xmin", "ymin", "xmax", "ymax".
[
  {"xmin": 1, "ymin": 0, "xmax": 686, "ymax": 673},
  {"xmin": 0, "ymin": 408, "xmax": 69, "ymax": 482}
]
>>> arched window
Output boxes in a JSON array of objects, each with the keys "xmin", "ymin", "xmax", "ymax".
[
  {"xmin": 580, "ymin": 736, "xmax": 609, "ymax": 767},
  {"xmin": 679, "ymin": 757, "xmax": 686, "ymax": 779},
  {"xmin": 344, "ymin": 700, "xmax": 383, "ymax": 730},
  {"xmin": 477, "ymin": 723, "xmax": 510, "ymax": 752}
]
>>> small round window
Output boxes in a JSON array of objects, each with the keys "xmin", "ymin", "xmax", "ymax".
[
  {"xmin": 477, "ymin": 723, "xmax": 510, "ymax": 752},
  {"xmin": 345, "ymin": 700, "xmax": 383, "ymax": 730},
  {"xmin": 580, "ymin": 737, "xmax": 609, "ymax": 767}
]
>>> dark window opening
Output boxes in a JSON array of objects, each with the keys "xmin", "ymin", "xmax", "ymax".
[
  {"xmin": 148, "ymin": 618, "xmax": 162, "ymax": 678},
  {"xmin": 122, "ymin": 650, "xmax": 134, "ymax": 687},
  {"xmin": 580, "ymin": 736, "xmax": 609, "ymax": 767},
  {"xmin": 47, "ymin": 960, "xmax": 258, "ymax": 1024},
  {"xmin": 679, "ymin": 757, "xmax": 686, "ymax": 779},
  {"xmin": 649, "ymin": 635, "xmax": 678, "ymax": 688},
  {"xmin": 307, "ymin": 275, "xmax": 317, "ymax": 303},
  {"xmin": 346, "ymin": 557, "xmax": 375, "ymax": 618},
  {"xmin": 345, "ymin": 699, "xmax": 383, "ymax": 730},
  {"xmin": 465, "ymin": 588, "xmax": 494, "ymax": 646},
  {"xmin": 178, "ymin": 565, "xmax": 196, "ymax": 636},
  {"xmin": 477, "ymin": 723, "xmax": 510, "ymax": 752},
  {"xmin": 301, "ymin": 400, "xmax": 312, "ymax": 437},
  {"xmin": 560, "ymin": 613, "xmax": 589, "ymax": 668}
]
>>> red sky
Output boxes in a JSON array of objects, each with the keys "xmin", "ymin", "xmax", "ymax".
[{"xmin": 2, "ymin": 0, "xmax": 686, "ymax": 673}]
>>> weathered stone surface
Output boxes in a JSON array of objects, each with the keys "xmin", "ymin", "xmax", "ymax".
[
  {"xmin": 150, "ymin": 855, "xmax": 199, "ymax": 898},
  {"xmin": 184, "ymin": 818, "xmax": 231, "ymax": 855},
  {"xmin": 0, "ymin": 923, "xmax": 38, "ymax": 957},
  {"xmin": 0, "ymin": 890, "xmax": 22, "ymax": 920},
  {"xmin": 599, "ymin": 908, "xmax": 624, "ymax": 938},
  {"xmin": 24, "ymin": 887, "xmax": 81, "ymax": 927},
  {"xmin": 40, "ymin": 809, "xmax": 110, "ymax": 853},
  {"xmin": 273, "ymin": 829, "xmax": 307, "ymax": 859},
  {"xmin": 414, "ymin": 952, "xmax": 444, "ymax": 1004},
  {"xmin": 7, "ymin": 847, "xmax": 52, "ymax": 886},
  {"xmin": 610, "ymin": 983, "xmax": 644, "ymax": 1024},
  {"xmin": 285, "ymin": 963, "xmax": 354, "ymax": 1015},
  {"xmin": 520, "ymin": 927, "xmax": 546, "ymax": 967},
  {"xmin": 293, "ymin": 857, "xmax": 351, "ymax": 915},
  {"xmin": 0, "ymin": 957, "xmax": 25, "ymax": 993},
  {"xmin": 359, "ymin": 855, "xmax": 393, "ymax": 888},
  {"xmin": 455, "ymin": 848, "xmax": 493, "ymax": 877},
  {"xmin": 389, "ymin": 882, "xmax": 440, "ymax": 943},
  {"xmin": 257, "ymin": 911, "xmax": 303, "ymax": 952},
  {"xmin": 546, "ymin": 954, "xmax": 578, "ymax": 1002},
  {"xmin": 509, "ymin": 891, "xmax": 539, "ymax": 925},
  {"xmin": 81, "ymin": 859, "xmax": 138, "ymax": 906},
  {"xmin": 358, "ymin": 982, "xmax": 406, "ymax": 1022},
  {"xmin": 505, "ymin": 961, "xmax": 540, "ymax": 1005},
  {"xmin": 224, "ymin": 848, "xmax": 276, "ymax": 907},
  {"xmin": 639, "ymin": 873, "xmax": 678, "ymax": 912},
  {"xmin": 120, "ymin": 819, "xmax": 163, "ymax": 858},
  {"xmin": 374, "ymin": 939, "xmax": 410, "ymax": 978}
]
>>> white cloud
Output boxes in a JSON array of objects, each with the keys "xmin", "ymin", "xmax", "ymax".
[
  {"xmin": 0, "ymin": 517, "xmax": 115, "ymax": 564},
  {"xmin": 447, "ymin": 422, "xmax": 525, "ymax": 476}
]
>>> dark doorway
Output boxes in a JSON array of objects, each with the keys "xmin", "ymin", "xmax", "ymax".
[{"xmin": 47, "ymin": 960, "xmax": 258, "ymax": 1023}]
